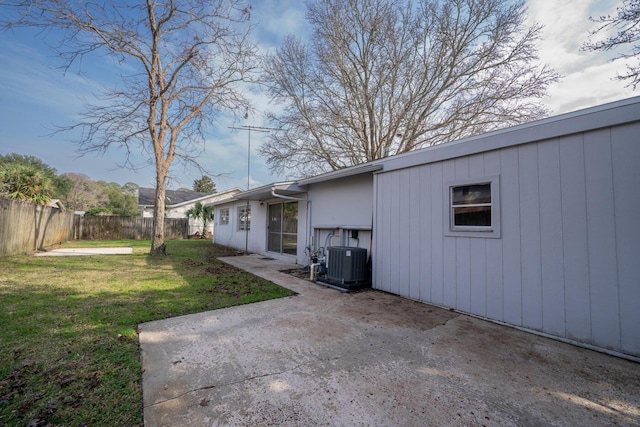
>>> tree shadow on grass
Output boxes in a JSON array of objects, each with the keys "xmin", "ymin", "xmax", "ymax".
[{"xmin": 0, "ymin": 240, "xmax": 294, "ymax": 426}]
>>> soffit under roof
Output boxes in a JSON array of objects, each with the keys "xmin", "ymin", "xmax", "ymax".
[{"xmin": 233, "ymin": 182, "xmax": 306, "ymax": 201}]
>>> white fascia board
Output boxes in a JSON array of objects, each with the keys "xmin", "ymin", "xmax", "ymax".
[
  {"xmin": 167, "ymin": 195, "xmax": 215, "ymax": 209},
  {"xmin": 297, "ymin": 163, "xmax": 384, "ymax": 186},
  {"xmin": 201, "ymin": 188, "xmax": 244, "ymax": 207},
  {"xmin": 211, "ymin": 198, "xmax": 239, "ymax": 207},
  {"xmin": 233, "ymin": 181, "xmax": 304, "ymax": 201},
  {"xmin": 167, "ymin": 188, "xmax": 243, "ymax": 209}
]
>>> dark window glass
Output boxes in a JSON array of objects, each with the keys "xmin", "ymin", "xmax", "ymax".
[
  {"xmin": 452, "ymin": 183, "xmax": 491, "ymax": 227},
  {"xmin": 238, "ymin": 206, "xmax": 251, "ymax": 230}
]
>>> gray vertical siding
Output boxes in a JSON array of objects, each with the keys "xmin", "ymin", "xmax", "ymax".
[
  {"xmin": 612, "ymin": 124, "xmax": 640, "ymax": 356},
  {"xmin": 373, "ymin": 121, "xmax": 640, "ymax": 357}
]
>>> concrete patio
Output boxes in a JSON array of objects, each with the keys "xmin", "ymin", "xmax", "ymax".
[
  {"xmin": 35, "ymin": 247, "xmax": 133, "ymax": 256},
  {"xmin": 139, "ymin": 254, "xmax": 640, "ymax": 426}
]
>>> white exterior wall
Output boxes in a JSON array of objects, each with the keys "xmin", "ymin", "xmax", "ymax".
[
  {"xmin": 306, "ymin": 174, "xmax": 374, "ymax": 257},
  {"xmin": 142, "ymin": 191, "xmax": 241, "ymax": 235},
  {"xmin": 213, "ymin": 200, "xmax": 267, "ymax": 255},
  {"xmin": 214, "ymin": 198, "xmax": 309, "ymax": 263},
  {"xmin": 295, "ymin": 199, "xmax": 309, "ymax": 263},
  {"xmin": 373, "ymin": 121, "xmax": 640, "ymax": 357},
  {"xmin": 212, "ymin": 175, "xmax": 374, "ymax": 264}
]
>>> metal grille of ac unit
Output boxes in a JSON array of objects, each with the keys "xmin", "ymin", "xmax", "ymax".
[{"xmin": 327, "ymin": 246, "xmax": 368, "ymax": 284}]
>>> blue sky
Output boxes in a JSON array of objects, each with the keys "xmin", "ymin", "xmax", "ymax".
[{"xmin": 0, "ymin": 0, "xmax": 633, "ymax": 192}]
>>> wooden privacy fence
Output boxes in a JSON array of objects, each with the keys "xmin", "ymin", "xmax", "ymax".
[
  {"xmin": 0, "ymin": 197, "xmax": 75, "ymax": 256},
  {"xmin": 0, "ymin": 198, "xmax": 189, "ymax": 255},
  {"xmin": 75, "ymin": 216, "xmax": 189, "ymax": 240}
]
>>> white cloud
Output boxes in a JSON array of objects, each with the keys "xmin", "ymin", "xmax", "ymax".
[
  {"xmin": 252, "ymin": 0, "xmax": 308, "ymax": 46},
  {"xmin": 526, "ymin": 0, "xmax": 631, "ymax": 114},
  {"xmin": 2, "ymin": 0, "xmax": 636, "ymax": 191}
]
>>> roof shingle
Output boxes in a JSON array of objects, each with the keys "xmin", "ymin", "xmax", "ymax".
[{"xmin": 137, "ymin": 187, "xmax": 212, "ymax": 206}]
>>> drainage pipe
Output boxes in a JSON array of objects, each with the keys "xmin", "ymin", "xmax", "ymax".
[
  {"xmin": 320, "ymin": 230, "xmax": 335, "ymax": 269},
  {"xmin": 323, "ymin": 231, "xmax": 334, "ymax": 253},
  {"xmin": 309, "ymin": 263, "xmax": 320, "ymax": 281},
  {"xmin": 270, "ymin": 188, "xmax": 307, "ymax": 202}
]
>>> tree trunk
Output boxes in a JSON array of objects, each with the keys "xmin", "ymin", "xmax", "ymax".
[
  {"xmin": 150, "ymin": 169, "xmax": 167, "ymax": 255},
  {"xmin": 1, "ymin": 1, "xmax": 257, "ymax": 254}
]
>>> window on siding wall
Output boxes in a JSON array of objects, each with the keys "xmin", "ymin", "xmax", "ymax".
[
  {"xmin": 238, "ymin": 205, "xmax": 251, "ymax": 231},
  {"xmin": 452, "ymin": 184, "xmax": 491, "ymax": 226},
  {"xmin": 220, "ymin": 208, "xmax": 229, "ymax": 225},
  {"xmin": 445, "ymin": 176, "xmax": 500, "ymax": 238}
]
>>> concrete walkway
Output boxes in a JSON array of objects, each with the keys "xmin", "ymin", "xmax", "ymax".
[
  {"xmin": 139, "ymin": 255, "xmax": 640, "ymax": 426},
  {"xmin": 35, "ymin": 247, "xmax": 133, "ymax": 256}
]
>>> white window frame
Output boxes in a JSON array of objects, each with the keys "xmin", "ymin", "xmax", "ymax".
[
  {"xmin": 237, "ymin": 205, "xmax": 251, "ymax": 231},
  {"xmin": 445, "ymin": 175, "xmax": 500, "ymax": 238},
  {"xmin": 219, "ymin": 208, "xmax": 229, "ymax": 225}
]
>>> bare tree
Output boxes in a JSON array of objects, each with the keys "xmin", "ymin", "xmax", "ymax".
[
  {"xmin": 2, "ymin": 0, "xmax": 257, "ymax": 254},
  {"xmin": 260, "ymin": 0, "xmax": 559, "ymax": 177},
  {"xmin": 583, "ymin": 0, "xmax": 640, "ymax": 89},
  {"xmin": 59, "ymin": 173, "xmax": 106, "ymax": 212}
]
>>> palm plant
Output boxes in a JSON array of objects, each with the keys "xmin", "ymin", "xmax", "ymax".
[
  {"xmin": 185, "ymin": 201, "xmax": 214, "ymax": 238},
  {"xmin": 0, "ymin": 164, "xmax": 54, "ymax": 204}
]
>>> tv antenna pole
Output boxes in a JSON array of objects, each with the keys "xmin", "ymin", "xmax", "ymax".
[{"xmin": 228, "ymin": 125, "xmax": 278, "ymax": 254}]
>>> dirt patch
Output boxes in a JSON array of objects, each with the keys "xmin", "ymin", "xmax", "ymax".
[
  {"xmin": 207, "ymin": 245, "xmax": 246, "ymax": 258},
  {"xmin": 280, "ymin": 268, "xmax": 310, "ymax": 280},
  {"xmin": 205, "ymin": 263, "xmax": 239, "ymax": 275},
  {"xmin": 335, "ymin": 290, "xmax": 459, "ymax": 331}
]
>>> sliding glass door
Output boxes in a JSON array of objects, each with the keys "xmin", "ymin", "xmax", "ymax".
[{"xmin": 268, "ymin": 202, "xmax": 298, "ymax": 255}]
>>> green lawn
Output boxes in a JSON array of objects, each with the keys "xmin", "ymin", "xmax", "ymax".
[{"xmin": 0, "ymin": 240, "xmax": 295, "ymax": 426}]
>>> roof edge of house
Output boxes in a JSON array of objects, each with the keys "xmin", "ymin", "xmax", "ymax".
[
  {"xmin": 297, "ymin": 163, "xmax": 384, "ymax": 186},
  {"xmin": 379, "ymin": 95, "xmax": 640, "ymax": 173},
  {"xmin": 214, "ymin": 95, "xmax": 640, "ymax": 202}
]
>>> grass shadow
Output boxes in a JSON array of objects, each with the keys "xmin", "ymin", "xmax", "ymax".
[{"xmin": 0, "ymin": 239, "xmax": 294, "ymax": 426}]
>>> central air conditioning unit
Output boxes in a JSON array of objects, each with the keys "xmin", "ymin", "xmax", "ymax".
[{"xmin": 325, "ymin": 246, "xmax": 369, "ymax": 290}]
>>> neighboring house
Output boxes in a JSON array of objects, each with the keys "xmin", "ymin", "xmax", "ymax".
[
  {"xmin": 138, "ymin": 187, "xmax": 242, "ymax": 236},
  {"xmin": 213, "ymin": 96, "xmax": 640, "ymax": 360}
]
